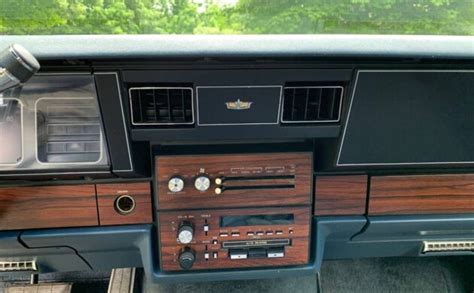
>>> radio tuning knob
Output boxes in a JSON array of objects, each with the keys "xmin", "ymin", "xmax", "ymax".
[
  {"xmin": 178, "ymin": 247, "xmax": 196, "ymax": 270},
  {"xmin": 177, "ymin": 222, "xmax": 194, "ymax": 244},
  {"xmin": 215, "ymin": 187, "xmax": 223, "ymax": 195},
  {"xmin": 168, "ymin": 177, "xmax": 184, "ymax": 193},
  {"xmin": 215, "ymin": 177, "xmax": 223, "ymax": 185},
  {"xmin": 194, "ymin": 175, "xmax": 211, "ymax": 192}
]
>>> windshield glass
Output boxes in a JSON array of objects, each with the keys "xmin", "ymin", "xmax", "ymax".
[{"xmin": 1, "ymin": 0, "xmax": 473, "ymax": 35}]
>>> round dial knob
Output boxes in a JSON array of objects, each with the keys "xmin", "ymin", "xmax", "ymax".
[
  {"xmin": 168, "ymin": 177, "xmax": 184, "ymax": 193},
  {"xmin": 194, "ymin": 175, "xmax": 211, "ymax": 192},
  {"xmin": 177, "ymin": 222, "xmax": 194, "ymax": 244},
  {"xmin": 178, "ymin": 247, "xmax": 195, "ymax": 270}
]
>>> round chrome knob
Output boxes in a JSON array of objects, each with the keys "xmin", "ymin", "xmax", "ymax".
[
  {"xmin": 178, "ymin": 247, "xmax": 195, "ymax": 270},
  {"xmin": 177, "ymin": 222, "xmax": 194, "ymax": 244},
  {"xmin": 194, "ymin": 175, "xmax": 211, "ymax": 192},
  {"xmin": 168, "ymin": 177, "xmax": 184, "ymax": 193}
]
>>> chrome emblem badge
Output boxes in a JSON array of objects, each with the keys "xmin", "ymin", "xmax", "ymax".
[{"xmin": 225, "ymin": 99, "xmax": 253, "ymax": 110}]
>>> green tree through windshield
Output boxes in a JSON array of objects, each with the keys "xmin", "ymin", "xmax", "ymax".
[{"xmin": 1, "ymin": 0, "xmax": 473, "ymax": 35}]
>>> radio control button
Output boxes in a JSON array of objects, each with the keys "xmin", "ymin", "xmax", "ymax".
[
  {"xmin": 229, "ymin": 249, "xmax": 248, "ymax": 260},
  {"xmin": 231, "ymin": 232, "xmax": 240, "ymax": 237},
  {"xmin": 204, "ymin": 252, "xmax": 210, "ymax": 260},
  {"xmin": 212, "ymin": 240, "xmax": 218, "ymax": 245},
  {"xmin": 215, "ymin": 187, "xmax": 223, "ymax": 195},
  {"xmin": 178, "ymin": 247, "xmax": 196, "ymax": 270},
  {"xmin": 267, "ymin": 247, "xmax": 285, "ymax": 258},
  {"xmin": 203, "ymin": 224, "xmax": 209, "ymax": 232},
  {"xmin": 213, "ymin": 252, "xmax": 218, "ymax": 259},
  {"xmin": 275, "ymin": 230, "xmax": 284, "ymax": 235},
  {"xmin": 266, "ymin": 231, "xmax": 274, "ymax": 236},
  {"xmin": 219, "ymin": 233, "xmax": 228, "ymax": 237},
  {"xmin": 177, "ymin": 222, "xmax": 194, "ymax": 244},
  {"xmin": 194, "ymin": 175, "xmax": 211, "ymax": 192},
  {"xmin": 256, "ymin": 231, "xmax": 264, "ymax": 236},
  {"xmin": 215, "ymin": 177, "xmax": 223, "ymax": 185},
  {"xmin": 247, "ymin": 232, "xmax": 254, "ymax": 236},
  {"xmin": 168, "ymin": 177, "xmax": 184, "ymax": 193}
]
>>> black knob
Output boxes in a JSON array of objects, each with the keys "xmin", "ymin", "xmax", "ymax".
[{"xmin": 178, "ymin": 247, "xmax": 195, "ymax": 270}]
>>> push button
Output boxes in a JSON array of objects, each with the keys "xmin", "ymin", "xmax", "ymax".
[
  {"xmin": 229, "ymin": 249, "xmax": 248, "ymax": 260},
  {"xmin": 267, "ymin": 247, "xmax": 285, "ymax": 258}
]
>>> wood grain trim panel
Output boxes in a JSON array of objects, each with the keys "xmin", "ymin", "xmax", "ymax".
[
  {"xmin": 314, "ymin": 175, "xmax": 368, "ymax": 216},
  {"xmin": 159, "ymin": 206, "xmax": 311, "ymax": 271},
  {"xmin": 370, "ymin": 174, "xmax": 474, "ymax": 215},
  {"xmin": 156, "ymin": 152, "xmax": 312, "ymax": 210},
  {"xmin": 0, "ymin": 185, "xmax": 98, "ymax": 230},
  {"xmin": 97, "ymin": 182, "xmax": 153, "ymax": 226}
]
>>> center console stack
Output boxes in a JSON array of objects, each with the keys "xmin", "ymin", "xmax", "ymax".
[{"xmin": 155, "ymin": 152, "xmax": 313, "ymax": 271}]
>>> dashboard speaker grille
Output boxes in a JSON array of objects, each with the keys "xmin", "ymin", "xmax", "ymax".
[
  {"xmin": 129, "ymin": 87, "xmax": 194, "ymax": 126},
  {"xmin": 281, "ymin": 86, "xmax": 343, "ymax": 123}
]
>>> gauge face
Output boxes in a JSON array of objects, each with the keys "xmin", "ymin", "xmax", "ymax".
[
  {"xmin": 178, "ymin": 230, "xmax": 193, "ymax": 244},
  {"xmin": 168, "ymin": 177, "xmax": 184, "ymax": 193},
  {"xmin": 194, "ymin": 175, "xmax": 211, "ymax": 191}
]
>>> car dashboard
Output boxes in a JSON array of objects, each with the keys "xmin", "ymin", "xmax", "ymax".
[{"xmin": 0, "ymin": 35, "xmax": 473, "ymax": 283}]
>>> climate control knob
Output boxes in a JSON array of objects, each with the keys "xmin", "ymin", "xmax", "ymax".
[
  {"xmin": 194, "ymin": 175, "xmax": 211, "ymax": 192},
  {"xmin": 177, "ymin": 222, "xmax": 194, "ymax": 244},
  {"xmin": 178, "ymin": 247, "xmax": 196, "ymax": 270},
  {"xmin": 168, "ymin": 177, "xmax": 184, "ymax": 193}
]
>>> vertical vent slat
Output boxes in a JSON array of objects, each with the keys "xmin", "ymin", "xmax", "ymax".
[
  {"xmin": 129, "ymin": 87, "xmax": 194, "ymax": 126},
  {"xmin": 282, "ymin": 86, "xmax": 343, "ymax": 123}
]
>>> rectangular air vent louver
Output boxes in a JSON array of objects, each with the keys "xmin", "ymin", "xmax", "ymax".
[
  {"xmin": 129, "ymin": 87, "xmax": 194, "ymax": 126},
  {"xmin": 281, "ymin": 86, "xmax": 343, "ymax": 123}
]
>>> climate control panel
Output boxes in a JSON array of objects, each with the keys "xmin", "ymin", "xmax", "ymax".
[
  {"xmin": 158, "ymin": 206, "xmax": 311, "ymax": 271},
  {"xmin": 155, "ymin": 152, "xmax": 312, "ymax": 210}
]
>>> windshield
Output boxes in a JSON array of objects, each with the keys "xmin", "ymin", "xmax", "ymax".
[{"xmin": 1, "ymin": 0, "xmax": 473, "ymax": 35}]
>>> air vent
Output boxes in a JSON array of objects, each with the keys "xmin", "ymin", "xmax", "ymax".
[
  {"xmin": 0, "ymin": 261, "xmax": 37, "ymax": 272},
  {"xmin": 36, "ymin": 98, "xmax": 104, "ymax": 164},
  {"xmin": 281, "ymin": 86, "xmax": 343, "ymax": 123},
  {"xmin": 129, "ymin": 87, "xmax": 194, "ymax": 126}
]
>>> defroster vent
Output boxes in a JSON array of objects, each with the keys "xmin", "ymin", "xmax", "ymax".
[
  {"xmin": 129, "ymin": 87, "xmax": 194, "ymax": 126},
  {"xmin": 281, "ymin": 86, "xmax": 343, "ymax": 123}
]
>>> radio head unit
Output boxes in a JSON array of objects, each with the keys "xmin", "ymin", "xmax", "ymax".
[{"xmin": 158, "ymin": 206, "xmax": 311, "ymax": 271}]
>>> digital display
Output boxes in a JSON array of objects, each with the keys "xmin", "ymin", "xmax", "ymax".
[{"xmin": 220, "ymin": 214, "xmax": 294, "ymax": 227}]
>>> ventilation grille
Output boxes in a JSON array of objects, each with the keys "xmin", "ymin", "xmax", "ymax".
[
  {"xmin": 423, "ymin": 241, "xmax": 474, "ymax": 253},
  {"xmin": 129, "ymin": 87, "xmax": 194, "ymax": 125},
  {"xmin": 36, "ymin": 98, "xmax": 103, "ymax": 164},
  {"xmin": 281, "ymin": 86, "xmax": 343, "ymax": 123},
  {"xmin": 0, "ymin": 261, "xmax": 37, "ymax": 272}
]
